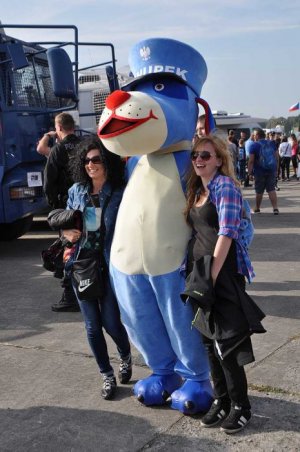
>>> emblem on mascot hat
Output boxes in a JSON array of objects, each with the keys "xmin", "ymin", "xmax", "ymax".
[
  {"xmin": 126, "ymin": 37, "xmax": 208, "ymax": 96},
  {"xmin": 140, "ymin": 46, "xmax": 151, "ymax": 61}
]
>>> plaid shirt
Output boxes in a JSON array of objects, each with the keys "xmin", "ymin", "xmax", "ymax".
[{"xmin": 208, "ymin": 173, "xmax": 255, "ymax": 282}]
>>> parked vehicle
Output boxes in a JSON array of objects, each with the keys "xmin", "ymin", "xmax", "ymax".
[
  {"xmin": 212, "ymin": 111, "xmax": 267, "ymax": 140},
  {"xmin": 0, "ymin": 24, "xmax": 117, "ymax": 239}
]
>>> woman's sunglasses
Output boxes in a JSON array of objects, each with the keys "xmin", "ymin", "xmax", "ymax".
[
  {"xmin": 84, "ymin": 156, "xmax": 103, "ymax": 165},
  {"xmin": 190, "ymin": 150, "xmax": 214, "ymax": 161}
]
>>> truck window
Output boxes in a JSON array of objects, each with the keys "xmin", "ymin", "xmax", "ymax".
[{"xmin": 1, "ymin": 51, "xmax": 71, "ymax": 110}]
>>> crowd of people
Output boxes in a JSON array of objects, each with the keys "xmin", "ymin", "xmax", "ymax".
[
  {"xmin": 219, "ymin": 128, "xmax": 300, "ymax": 214},
  {"xmin": 38, "ymin": 112, "xmax": 277, "ymax": 434},
  {"xmin": 224, "ymin": 128, "xmax": 300, "ymax": 187}
]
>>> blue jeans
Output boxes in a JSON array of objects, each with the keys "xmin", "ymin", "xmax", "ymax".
[
  {"xmin": 76, "ymin": 278, "xmax": 131, "ymax": 376},
  {"xmin": 238, "ymin": 160, "xmax": 246, "ymax": 181}
]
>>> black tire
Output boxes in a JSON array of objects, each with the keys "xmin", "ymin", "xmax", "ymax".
[{"xmin": 0, "ymin": 215, "xmax": 33, "ymax": 241}]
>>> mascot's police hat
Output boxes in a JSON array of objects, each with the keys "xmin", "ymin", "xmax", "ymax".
[{"xmin": 124, "ymin": 37, "xmax": 208, "ymax": 96}]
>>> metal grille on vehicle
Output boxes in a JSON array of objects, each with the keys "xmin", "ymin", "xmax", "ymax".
[{"xmin": 93, "ymin": 88, "xmax": 110, "ymax": 125}]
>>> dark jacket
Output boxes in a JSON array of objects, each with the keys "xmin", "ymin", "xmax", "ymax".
[
  {"xmin": 181, "ymin": 255, "xmax": 215, "ymax": 310},
  {"xmin": 44, "ymin": 134, "xmax": 80, "ymax": 208},
  {"xmin": 181, "ymin": 254, "xmax": 266, "ymax": 346},
  {"xmin": 47, "ymin": 209, "xmax": 83, "ymax": 231}
]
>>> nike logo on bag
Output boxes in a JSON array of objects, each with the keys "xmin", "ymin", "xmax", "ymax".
[{"xmin": 78, "ymin": 280, "xmax": 93, "ymax": 292}]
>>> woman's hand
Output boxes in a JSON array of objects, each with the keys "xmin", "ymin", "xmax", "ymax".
[{"xmin": 62, "ymin": 229, "xmax": 82, "ymax": 243}]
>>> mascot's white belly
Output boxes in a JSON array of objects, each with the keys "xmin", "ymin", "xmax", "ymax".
[{"xmin": 111, "ymin": 153, "xmax": 190, "ymax": 276}]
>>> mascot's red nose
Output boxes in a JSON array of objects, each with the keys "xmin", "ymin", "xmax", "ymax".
[{"xmin": 106, "ymin": 90, "xmax": 131, "ymax": 110}]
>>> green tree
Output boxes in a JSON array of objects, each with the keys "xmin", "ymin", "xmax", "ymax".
[
  {"xmin": 266, "ymin": 115, "xmax": 300, "ymax": 133},
  {"xmin": 266, "ymin": 117, "xmax": 278, "ymax": 128}
]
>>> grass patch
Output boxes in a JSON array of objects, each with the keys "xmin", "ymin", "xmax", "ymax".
[{"xmin": 249, "ymin": 383, "xmax": 299, "ymax": 397}]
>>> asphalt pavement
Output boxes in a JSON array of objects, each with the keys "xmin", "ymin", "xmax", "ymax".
[{"xmin": 0, "ymin": 178, "xmax": 299, "ymax": 452}]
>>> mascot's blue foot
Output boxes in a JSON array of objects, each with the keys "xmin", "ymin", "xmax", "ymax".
[
  {"xmin": 134, "ymin": 374, "xmax": 183, "ymax": 406},
  {"xmin": 170, "ymin": 379, "xmax": 213, "ymax": 415}
]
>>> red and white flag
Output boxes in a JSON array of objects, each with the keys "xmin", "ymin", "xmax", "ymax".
[{"xmin": 289, "ymin": 102, "xmax": 300, "ymax": 112}]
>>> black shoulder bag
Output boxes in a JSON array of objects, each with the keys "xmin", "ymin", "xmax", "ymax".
[{"xmin": 71, "ymin": 193, "xmax": 111, "ymax": 301}]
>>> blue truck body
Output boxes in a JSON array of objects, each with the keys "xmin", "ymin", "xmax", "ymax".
[{"xmin": 0, "ymin": 24, "xmax": 117, "ymax": 239}]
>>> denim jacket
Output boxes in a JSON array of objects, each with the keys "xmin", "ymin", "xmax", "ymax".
[{"xmin": 66, "ymin": 182, "xmax": 124, "ymax": 266}]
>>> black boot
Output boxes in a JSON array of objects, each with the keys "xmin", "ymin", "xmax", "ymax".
[{"xmin": 51, "ymin": 285, "xmax": 80, "ymax": 312}]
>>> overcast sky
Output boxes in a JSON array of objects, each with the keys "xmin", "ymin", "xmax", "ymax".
[{"xmin": 1, "ymin": 0, "xmax": 299, "ymax": 119}]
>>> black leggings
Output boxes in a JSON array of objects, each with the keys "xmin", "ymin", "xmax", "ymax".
[
  {"xmin": 281, "ymin": 157, "xmax": 291, "ymax": 179},
  {"xmin": 203, "ymin": 336, "xmax": 251, "ymax": 409}
]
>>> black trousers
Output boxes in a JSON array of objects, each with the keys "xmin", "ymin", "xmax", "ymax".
[
  {"xmin": 281, "ymin": 157, "xmax": 291, "ymax": 180},
  {"xmin": 203, "ymin": 336, "xmax": 251, "ymax": 410}
]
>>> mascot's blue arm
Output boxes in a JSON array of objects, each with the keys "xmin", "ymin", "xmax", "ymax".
[
  {"xmin": 174, "ymin": 151, "xmax": 190, "ymax": 193},
  {"xmin": 125, "ymin": 156, "xmax": 141, "ymax": 181}
]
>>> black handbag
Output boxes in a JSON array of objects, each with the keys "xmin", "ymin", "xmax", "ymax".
[
  {"xmin": 42, "ymin": 209, "xmax": 83, "ymax": 279},
  {"xmin": 72, "ymin": 253, "xmax": 106, "ymax": 301},
  {"xmin": 41, "ymin": 237, "xmax": 64, "ymax": 272},
  {"xmin": 41, "ymin": 236, "xmax": 72, "ymax": 279},
  {"xmin": 71, "ymin": 193, "xmax": 111, "ymax": 301}
]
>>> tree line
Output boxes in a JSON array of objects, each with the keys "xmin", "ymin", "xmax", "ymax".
[{"xmin": 266, "ymin": 115, "xmax": 300, "ymax": 133}]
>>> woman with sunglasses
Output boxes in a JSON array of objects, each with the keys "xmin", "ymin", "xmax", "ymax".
[
  {"xmin": 62, "ymin": 136, "xmax": 132, "ymax": 400},
  {"xmin": 184, "ymin": 135, "xmax": 265, "ymax": 434}
]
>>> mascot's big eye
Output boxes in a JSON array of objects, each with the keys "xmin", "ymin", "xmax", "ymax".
[{"xmin": 154, "ymin": 83, "xmax": 165, "ymax": 92}]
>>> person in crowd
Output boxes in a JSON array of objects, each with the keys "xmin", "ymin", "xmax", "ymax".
[
  {"xmin": 245, "ymin": 132, "xmax": 255, "ymax": 158},
  {"xmin": 244, "ymin": 132, "xmax": 255, "ymax": 187},
  {"xmin": 248, "ymin": 128, "xmax": 279, "ymax": 214},
  {"xmin": 184, "ymin": 135, "xmax": 265, "ymax": 434},
  {"xmin": 227, "ymin": 133, "xmax": 238, "ymax": 174},
  {"xmin": 228, "ymin": 130, "xmax": 239, "ymax": 147},
  {"xmin": 237, "ymin": 138, "xmax": 247, "ymax": 183},
  {"xmin": 196, "ymin": 114, "xmax": 207, "ymax": 137},
  {"xmin": 274, "ymin": 133, "xmax": 282, "ymax": 180},
  {"xmin": 62, "ymin": 136, "xmax": 132, "ymax": 400},
  {"xmin": 192, "ymin": 114, "xmax": 206, "ymax": 145},
  {"xmin": 279, "ymin": 136, "xmax": 292, "ymax": 181},
  {"xmin": 268, "ymin": 132, "xmax": 280, "ymax": 191},
  {"xmin": 37, "ymin": 113, "xmax": 81, "ymax": 312},
  {"xmin": 290, "ymin": 133, "xmax": 299, "ymax": 179},
  {"xmin": 41, "ymin": 113, "xmax": 80, "ymax": 208},
  {"xmin": 240, "ymin": 131, "xmax": 248, "ymax": 142},
  {"xmin": 275, "ymin": 132, "xmax": 282, "ymax": 146}
]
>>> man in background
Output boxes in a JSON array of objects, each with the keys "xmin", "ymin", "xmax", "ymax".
[
  {"xmin": 39, "ymin": 113, "xmax": 80, "ymax": 209},
  {"xmin": 192, "ymin": 114, "xmax": 206, "ymax": 145},
  {"xmin": 228, "ymin": 129, "xmax": 239, "ymax": 147},
  {"xmin": 37, "ymin": 113, "xmax": 81, "ymax": 312},
  {"xmin": 248, "ymin": 128, "xmax": 279, "ymax": 215}
]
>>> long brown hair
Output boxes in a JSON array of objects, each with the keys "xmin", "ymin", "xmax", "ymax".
[{"xmin": 184, "ymin": 135, "xmax": 240, "ymax": 220}]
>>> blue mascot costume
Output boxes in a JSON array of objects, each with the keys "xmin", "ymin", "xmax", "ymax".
[{"xmin": 99, "ymin": 38, "xmax": 215, "ymax": 414}]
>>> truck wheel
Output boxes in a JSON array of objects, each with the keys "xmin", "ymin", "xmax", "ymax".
[{"xmin": 0, "ymin": 215, "xmax": 33, "ymax": 241}]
